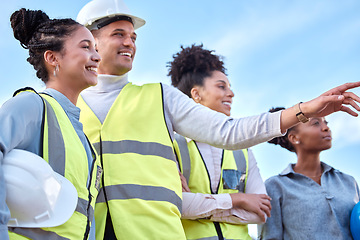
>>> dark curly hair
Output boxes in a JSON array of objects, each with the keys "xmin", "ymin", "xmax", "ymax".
[
  {"xmin": 167, "ymin": 44, "xmax": 226, "ymax": 97},
  {"xmin": 268, "ymin": 107, "xmax": 298, "ymax": 152},
  {"xmin": 10, "ymin": 8, "xmax": 81, "ymax": 83}
]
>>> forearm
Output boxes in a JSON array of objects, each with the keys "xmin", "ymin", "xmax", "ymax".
[
  {"xmin": 211, "ymin": 208, "xmax": 265, "ymax": 224},
  {"xmin": 181, "ymin": 192, "xmax": 232, "ymax": 219},
  {"xmin": 182, "ymin": 192, "xmax": 267, "ymax": 224}
]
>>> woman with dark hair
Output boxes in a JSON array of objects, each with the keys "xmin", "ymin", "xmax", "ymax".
[
  {"xmin": 0, "ymin": 8, "xmax": 101, "ymax": 240},
  {"xmin": 261, "ymin": 107, "xmax": 360, "ymax": 240},
  {"xmin": 168, "ymin": 44, "xmax": 271, "ymax": 240}
]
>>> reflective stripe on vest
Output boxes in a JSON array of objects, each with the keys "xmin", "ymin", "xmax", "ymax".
[
  {"xmin": 174, "ymin": 135, "xmax": 251, "ymax": 240},
  {"xmin": 175, "ymin": 134, "xmax": 191, "ymax": 183},
  {"xmin": 9, "ymin": 228, "xmax": 69, "ymax": 240},
  {"xmin": 78, "ymin": 83, "xmax": 185, "ymax": 239},
  {"xmin": 96, "ymin": 184, "xmax": 182, "ymax": 209},
  {"xmin": 93, "ymin": 140, "xmax": 176, "ymax": 163},
  {"xmin": 9, "ymin": 89, "xmax": 100, "ymax": 240}
]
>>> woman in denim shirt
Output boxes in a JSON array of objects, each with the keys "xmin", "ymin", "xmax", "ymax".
[{"xmin": 261, "ymin": 107, "xmax": 360, "ymax": 240}]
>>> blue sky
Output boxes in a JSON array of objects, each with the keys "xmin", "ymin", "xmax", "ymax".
[{"xmin": 1, "ymin": 0, "xmax": 360, "ymax": 186}]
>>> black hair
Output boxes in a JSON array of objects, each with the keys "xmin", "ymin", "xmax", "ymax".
[
  {"xmin": 268, "ymin": 107, "xmax": 297, "ymax": 152},
  {"xmin": 167, "ymin": 44, "xmax": 226, "ymax": 97},
  {"xmin": 10, "ymin": 8, "xmax": 81, "ymax": 83}
]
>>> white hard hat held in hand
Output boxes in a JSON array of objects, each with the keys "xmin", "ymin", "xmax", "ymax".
[
  {"xmin": 77, "ymin": 0, "xmax": 146, "ymax": 30},
  {"xmin": 3, "ymin": 149, "xmax": 78, "ymax": 228}
]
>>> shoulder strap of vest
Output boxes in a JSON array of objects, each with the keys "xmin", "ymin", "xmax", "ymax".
[
  {"xmin": 174, "ymin": 133, "xmax": 191, "ymax": 183},
  {"xmin": 14, "ymin": 88, "xmax": 67, "ymax": 176},
  {"xmin": 12, "ymin": 87, "xmax": 38, "ymax": 97},
  {"xmin": 232, "ymin": 149, "xmax": 247, "ymax": 174},
  {"xmin": 39, "ymin": 93, "xmax": 67, "ymax": 177},
  {"xmin": 232, "ymin": 149, "xmax": 248, "ymax": 192},
  {"xmin": 13, "ymin": 87, "xmax": 47, "ymax": 159}
]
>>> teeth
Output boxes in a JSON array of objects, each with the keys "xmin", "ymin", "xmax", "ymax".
[
  {"xmin": 86, "ymin": 67, "xmax": 97, "ymax": 72},
  {"xmin": 120, "ymin": 52, "xmax": 132, "ymax": 57},
  {"xmin": 223, "ymin": 102, "xmax": 231, "ymax": 106}
]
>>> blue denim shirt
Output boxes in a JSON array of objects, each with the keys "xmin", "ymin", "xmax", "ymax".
[
  {"xmin": 0, "ymin": 89, "xmax": 95, "ymax": 240},
  {"xmin": 261, "ymin": 162, "xmax": 360, "ymax": 240}
]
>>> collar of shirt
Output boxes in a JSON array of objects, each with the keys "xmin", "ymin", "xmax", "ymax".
[
  {"xmin": 84, "ymin": 73, "xmax": 129, "ymax": 93},
  {"xmin": 279, "ymin": 162, "xmax": 335, "ymax": 177},
  {"xmin": 43, "ymin": 88, "xmax": 80, "ymax": 121}
]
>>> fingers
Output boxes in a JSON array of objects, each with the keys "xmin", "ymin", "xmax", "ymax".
[
  {"xmin": 343, "ymin": 92, "xmax": 360, "ymax": 111},
  {"xmin": 256, "ymin": 209, "xmax": 266, "ymax": 222},
  {"xmin": 340, "ymin": 106, "xmax": 359, "ymax": 117},
  {"xmin": 343, "ymin": 92, "xmax": 360, "ymax": 104},
  {"xmin": 179, "ymin": 172, "xmax": 191, "ymax": 192},
  {"xmin": 323, "ymin": 82, "xmax": 360, "ymax": 96},
  {"xmin": 261, "ymin": 200, "xmax": 272, "ymax": 218}
]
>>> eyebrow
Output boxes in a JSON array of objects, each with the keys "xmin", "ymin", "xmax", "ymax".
[
  {"xmin": 216, "ymin": 80, "xmax": 231, "ymax": 87},
  {"xmin": 112, "ymin": 28, "xmax": 137, "ymax": 37},
  {"xmin": 80, "ymin": 39, "xmax": 91, "ymax": 44}
]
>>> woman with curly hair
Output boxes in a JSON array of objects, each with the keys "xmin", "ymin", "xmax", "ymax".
[
  {"xmin": 261, "ymin": 107, "xmax": 360, "ymax": 240},
  {"xmin": 168, "ymin": 44, "xmax": 271, "ymax": 240},
  {"xmin": 0, "ymin": 8, "xmax": 101, "ymax": 240}
]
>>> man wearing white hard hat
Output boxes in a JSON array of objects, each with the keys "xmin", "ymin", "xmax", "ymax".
[{"xmin": 77, "ymin": 0, "xmax": 360, "ymax": 239}]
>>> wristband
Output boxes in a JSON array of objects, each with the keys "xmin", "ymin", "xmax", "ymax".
[{"xmin": 295, "ymin": 102, "xmax": 309, "ymax": 123}]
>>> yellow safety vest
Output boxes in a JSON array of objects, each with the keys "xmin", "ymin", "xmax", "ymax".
[
  {"xmin": 78, "ymin": 83, "xmax": 185, "ymax": 239},
  {"xmin": 9, "ymin": 89, "xmax": 101, "ymax": 240},
  {"xmin": 174, "ymin": 134, "xmax": 252, "ymax": 240}
]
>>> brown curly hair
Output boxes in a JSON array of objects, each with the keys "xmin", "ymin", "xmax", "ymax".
[
  {"xmin": 10, "ymin": 8, "xmax": 81, "ymax": 83},
  {"xmin": 167, "ymin": 44, "xmax": 226, "ymax": 97}
]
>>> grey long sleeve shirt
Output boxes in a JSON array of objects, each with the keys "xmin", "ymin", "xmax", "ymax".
[{"xmin": 261, "ymin": 162, "xmax": 360, "ymax": 240}]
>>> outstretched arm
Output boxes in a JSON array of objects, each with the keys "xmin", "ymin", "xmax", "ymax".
[{"xmin": 280, "ymin": 82, "xmax": 360, "ymax": 133}]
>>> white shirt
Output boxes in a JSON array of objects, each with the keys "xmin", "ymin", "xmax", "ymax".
[{"xmin": 182, "ymin": 143, "xmax": 267, "ymax": 224}]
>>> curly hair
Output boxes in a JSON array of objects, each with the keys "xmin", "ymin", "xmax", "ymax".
[
  {"xmin": 10, "ymin": 8, "xmax": 81, "ymax": 83},
  {"xmin": 268, "ymin": 107, "xmax": 298, "ymax": 152},
  {"xmin": 167, "ymin": 44, "xmax": 226, "ymax": 97}
]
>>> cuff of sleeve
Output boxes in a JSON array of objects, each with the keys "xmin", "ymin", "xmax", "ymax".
[
  {"xmin": 269, "ymin": 110, "xmax": 285, "ymax": 136},
  {"xmin": 213, "ymin": 193, "xmax": 233, "ymax": 209}
]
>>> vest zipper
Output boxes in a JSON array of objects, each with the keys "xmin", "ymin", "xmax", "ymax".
[
  {"xmin": 213, "ymin": 150, "xmax": 225, "ymax": 240},
  {"xmin": 195, "ymin": 142, "xmax": 225, "ymax": 239}
]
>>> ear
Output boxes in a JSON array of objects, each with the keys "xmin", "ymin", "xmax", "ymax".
[
  {"xmin": 43, "ymin": 50, "xmax": 59, "ymax": 67},
  {"xmin": 288, "ymin": 131, "xmax": 300, "ymax": 145},
  {"xmin": 190, "ymin": 87, "xmax": 201, "ymax": 103}
]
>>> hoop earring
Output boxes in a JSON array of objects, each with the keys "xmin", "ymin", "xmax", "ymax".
[{"xmin": 53, "ymin": 64, "xmax": 59, "ymax": 77}]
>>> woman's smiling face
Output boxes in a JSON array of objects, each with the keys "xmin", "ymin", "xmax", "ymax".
[{"xmin": 194, "ymin": 70, "xmax": 234, "ymax": 116}]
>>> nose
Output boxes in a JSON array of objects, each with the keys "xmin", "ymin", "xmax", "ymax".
[
  {"xmin": 228, "ymin": 88, "xmax": 235, "ymax": 98},
  {"xmin": 322, "ymin": 122, "xmax": 330, "ymax": 132},
  {"xmin": 123, "ymin": 35, "xmax": 135, "ymax": 48},
  {"xmin": 92, "ymin": 51, "xmax": 101, "ymax": 63}
]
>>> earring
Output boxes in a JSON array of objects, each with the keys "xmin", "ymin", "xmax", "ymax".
[
  {"xmin": 295, "ymin": 141, "xmax": 300, "ymax": 144},
  {"xmin": 53, "ymin": 64, "xmax": 59, "ymax": 77}
]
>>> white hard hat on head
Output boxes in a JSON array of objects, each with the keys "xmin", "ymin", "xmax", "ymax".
[
  {"xmin": 3, "ymin": 149, "xmax": 78, "ymax": 228},
  {"xmin": 77, "ymin": 0, "xmax": 146, "ymax": 30}
]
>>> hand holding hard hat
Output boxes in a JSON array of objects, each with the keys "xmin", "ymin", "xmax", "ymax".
[{"xmin": 3, "ymin": 149, "xmax": 78, "ymax": 228}]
